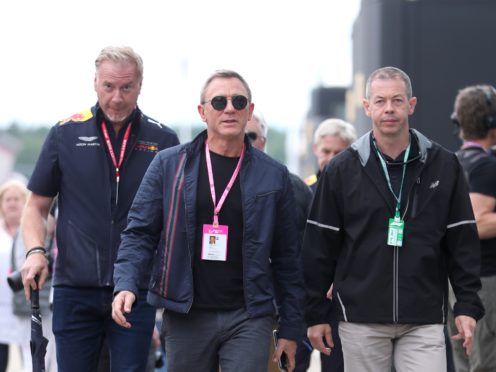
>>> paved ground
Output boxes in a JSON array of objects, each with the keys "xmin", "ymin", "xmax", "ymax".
[{"xmin": 308, "ymin": 350, "xmax": 322, "ymax": 372}]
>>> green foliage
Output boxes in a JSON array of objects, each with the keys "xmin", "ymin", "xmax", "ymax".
[{"xmin": 266, "ymin": 127, "xmax": 286, "ymax": 164}]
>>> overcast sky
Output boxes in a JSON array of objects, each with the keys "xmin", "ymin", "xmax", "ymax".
[{"xmin": 0, "ymin": 0, "xmax": 361, "ymax": 132}]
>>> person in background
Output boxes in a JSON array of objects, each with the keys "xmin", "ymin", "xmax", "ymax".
[
  {"xmin": 20, "ymin": 46, "xmax": 179, "ymax": 372},
  {"xmin": 450, "ymin": 84, "xmax": 496, "ymax": 372},
  {"xmin": 299, "ymin": 118, "xmax": 356, "ymax": 372},
  {"xmin": 246, "ymin": 111, "xmax": 312, "ymax": 372},
  {"xmin": 11, "ymin": 207, "xmax": 57, "ymax": 372},
  {"xmin": 112, "ymin": 69, "xmax": 305, "ymax": 372},
  {"xmin": 0, "ymin": 180, "xmax": 27, "ymax": 372},
  {"xmin": 305, "ymin": 119, "xmax": 357, "ymax": 192},
  {"xmin": 304, "ymin": 66, "xmax": 484, "ymax": 371}
]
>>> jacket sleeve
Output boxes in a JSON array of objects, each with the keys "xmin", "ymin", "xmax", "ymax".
[
  {"xmin": 270, "ymin": 169, "xmax": 306, "ymax": 341},
  {"xmin": 113, "ymin": 153, "xmax": 165, "ymax": 298},
  {"xmin": 444, "ymin": 156, "xmax": 485, "ymax": 321},
  {"xmin": 303, "ymin": 162, "xmax": 343, "ymax": 326}
]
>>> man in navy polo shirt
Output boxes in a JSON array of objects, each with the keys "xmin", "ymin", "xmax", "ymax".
[{"xmin": 20, "ymin": 46, "xmax": 179, "ymax": 372}]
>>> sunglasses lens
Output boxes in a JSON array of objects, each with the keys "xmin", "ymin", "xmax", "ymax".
[
  {"xmin": 247, "ymin": 132, "xmax": 258, "ymax": 142},
  {"xmin": 232, "ymin": 96, "xmax": 248, "ymax": 110},
  {"xmin": 211, "ymin": 96, "xmax": 228, "ymax": 111}
]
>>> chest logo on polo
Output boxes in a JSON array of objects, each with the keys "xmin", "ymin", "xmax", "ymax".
[
  {"xmin": 135, "ymin": 140, "xmax": 159, "ymax": 153},
  {"xmin": 429, "ymin": 180, "xmax": 439, "ymax": 189},
  {"xmin": 76, "ymin": 136, "xmax": 100, "ymax": 147}
]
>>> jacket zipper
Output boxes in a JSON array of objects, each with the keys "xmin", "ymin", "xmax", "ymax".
[{"xmin": 392, "ymin": 175, "xmax": 420, "ymax": 323}]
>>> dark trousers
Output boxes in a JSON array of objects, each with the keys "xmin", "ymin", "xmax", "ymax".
[
  {"xmin": 0, "ymin": 344, "xmax": 8, "ymax": 372},
  {"xmin": 163, "ymin": 307, "xmax": 272, "ymax": 372},
  {"xmin": 52, "ymin": 286, "xmax": 155, "ymax": 372},
  {"xmin": 295, "ymin": 319, "xmax": 344, "ymax": 372}
]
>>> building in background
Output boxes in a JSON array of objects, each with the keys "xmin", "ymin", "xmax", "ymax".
[
  {"xmin": 299, "ymin": 87, "xmax": 346, "ymax": 178},
  {"xmin": 348, "ymin": 0, "xmax": 496, "ymax": 151}
]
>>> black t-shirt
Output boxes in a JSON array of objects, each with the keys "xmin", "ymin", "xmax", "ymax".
[
  {"xmin": 192, "ymin": 148, "xmax": 245, "ymax": 310},
  {"xmin": 457, "ymin": 146, "xmax": 496, "ymax": 277}
]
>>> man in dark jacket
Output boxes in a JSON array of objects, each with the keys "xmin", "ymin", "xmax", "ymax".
[
  {"xmin": 451, "ymin": 84, "xmax": 496, "ymax": 372},
  {"xmin": 112, "ymin": 70, "xmax": 305, "ymax": 372},
  {"xmin": 304, "ymin": 66, "xmax": 484, "ymax": 371},
  {"xmin": 246, "ymin": 110, "xmax": 312, "ymax": 372},
  {"xmin": 20, "ymin": 46, "xmax": 179, "ymax": 372}
]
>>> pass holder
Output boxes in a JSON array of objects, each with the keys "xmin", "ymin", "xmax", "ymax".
[
  {"xmin": 202, "ymin": 219, "xmax": 228, "ymax": 261},
  {"xmin": 387, "ymin": 210, "xmax": 404, "ymax": 247}
]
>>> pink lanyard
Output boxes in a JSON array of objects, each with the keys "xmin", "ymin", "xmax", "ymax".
[
  {"xmin": 101, "ymin": 121, "xmax": 132, "ymax": 204},
  {"xmin": 462, "ymin": 141, "xmax": 486, "ymax": 151},
  {"xmin": 205, "ymin": 140, "xmax": 245, "ymax": 227}
]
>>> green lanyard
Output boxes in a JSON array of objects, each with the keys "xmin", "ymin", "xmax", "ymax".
[{"xmin": 374, "ymin": 140, "xmax": 411, "ymax": 220}]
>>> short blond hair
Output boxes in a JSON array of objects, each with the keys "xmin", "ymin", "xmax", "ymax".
[
  {"xmin": 0, "ymin": 179, "xmax": 28, "ymax": 218},
  {"xmin": 95, "ymin": 46, "xmax": 144, "ymax": 83}
]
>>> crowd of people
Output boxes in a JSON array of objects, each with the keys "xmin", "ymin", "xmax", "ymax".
[{"xmin": 0, "ymin": 46, "xmax": 493, "ymax": 372}]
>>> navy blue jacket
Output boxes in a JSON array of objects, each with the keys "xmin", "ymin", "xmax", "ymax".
[
  {"xmin": 28, "ymin": 104, "xmax": 179, "ymax": 287},
  {"xmin": 114, "ymin": 131, "xmax": 305, "ymax": 341}
]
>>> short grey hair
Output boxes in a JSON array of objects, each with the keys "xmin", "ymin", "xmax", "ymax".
[
  {"xmin": 200, "ymin": 69, "xmax": 252, "ymax": 104},
  {"xmin": 365, "ymin": 66, "xmax": 412, "ymax": 99},
  {"xmin": 251, "ymin": 110, "xmax": 268, "ymax": 137},
  {"xmin": 314, "ymin": 118, "xmax": 357, "ymax": 145},
  {"xmin": 95, "ymin": 46, "xmax": 144, "ymax": 83}
]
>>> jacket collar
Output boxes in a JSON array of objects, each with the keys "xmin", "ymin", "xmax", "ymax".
[
  {"xmin": 186, "ymin": 129, "xmax": 255, "ymax": 158},
  {"xmin": 351, "ymin": 128, "xmax": 432, "ymax": 167}
]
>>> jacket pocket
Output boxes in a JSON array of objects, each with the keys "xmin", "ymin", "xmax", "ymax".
[{"xmin": 61, "ymin": 220, "xmax": 101, "ymax": 285}]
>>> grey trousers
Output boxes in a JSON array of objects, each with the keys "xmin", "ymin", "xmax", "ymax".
[
  {"xmin": 339, "ymin": 322, "xmax": 446, "ymax": 372},
  {"xmin": 162, "ymin": 307, "xmax": 273, "ymax": 372},
  {"xmin": 449, "ymin": 275, "xmax": 496, "ymax": 372}
]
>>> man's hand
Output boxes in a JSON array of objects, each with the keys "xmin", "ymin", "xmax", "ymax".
[
  {"xmin": 307, "ymin": 324, "xmax": 333, "ymax": 356},
  {"xmin": 451, "ymin": 315, "xmax": 477, "ymax": 355},
  {"xmin": 273, "ymin": 338, "xmax": 297, "ymax": 372},
  {"xmin": 20, "ymin": 252, "xmax": 49, "ymax": 300},
  {"xmin": 112, "ymin": 290, "xmax": 136, "ymax": 328}
]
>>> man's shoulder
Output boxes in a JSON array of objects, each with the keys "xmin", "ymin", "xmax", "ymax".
[
  {"xmin": 156, "ymin": 141, "xmax": 187, "ymax": 161},
  {"xmin": 250, "ymin": 147, "xmax": 287, "ymax": 172},
  {"xmin": 56, "ymin": 108, "xmax": 94, "ymax": 127},
  {"xmin": 139, "ymin": 114, "xmax": 178, "ymax": 138}
]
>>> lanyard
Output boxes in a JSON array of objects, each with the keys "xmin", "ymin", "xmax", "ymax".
[
  {"xmin": 205, "ymin": 140, "xmax": 245, "ymax": 227},
  {"xmin": 101, "ymin": 121, "xmax": 132, "ymax": 205},
  {"xmin": 462, "ymin": 141, "xmax": 486, "ymax": 151},
  {"xmin": 374, "ymin": 140, "xmax": 411, "ymax": 219}
]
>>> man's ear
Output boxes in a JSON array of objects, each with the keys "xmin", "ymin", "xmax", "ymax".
[
  {"xmin": 198, "ymin": 104, "xmax": 207, "ymax": 122},
  {"xmin": 362, "ymin": 98, "xmax": 371, "ymax": 117}
]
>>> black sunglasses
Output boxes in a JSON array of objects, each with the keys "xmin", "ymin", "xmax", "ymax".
[
  {"xmin": 246, "ymin": 132, "xmax": 258, "ymax": 142},
  {"xmin": 204, "ymin": 95, "xmax": 249, "ymax": 111}
]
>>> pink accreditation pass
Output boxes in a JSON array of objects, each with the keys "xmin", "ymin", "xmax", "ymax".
[{"xmin": 201, "ymin": 224, "xmax": 229, "ymax": 261}]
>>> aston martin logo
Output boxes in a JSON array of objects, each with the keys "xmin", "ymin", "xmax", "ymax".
[{"xmin": 78, "ymin": 136, "xmax": 98, "ymax": 142}]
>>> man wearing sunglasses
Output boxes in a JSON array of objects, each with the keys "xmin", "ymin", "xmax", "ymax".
[{"xmin": 112, "ymin": 70, "xmax": 305, "ymax": 372}]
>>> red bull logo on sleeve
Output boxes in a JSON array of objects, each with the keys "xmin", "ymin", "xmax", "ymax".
[{"xmin": 58, "ymin": 109, "xmax": 93, "ymax": 125}]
